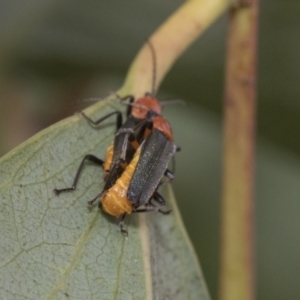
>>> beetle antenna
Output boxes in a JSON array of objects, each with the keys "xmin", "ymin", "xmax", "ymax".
[
  {"xmin": 72, "ymin": 97, "xmax": 104, "ymax": 105},
  {"xmin": 146, "ymin": 40, "xmax": 157, "ymax": 96},
  {"xmin": 160, "ymin": 99, "xmax": 186, "ymax": 106},
  {"xmin": 119, "ymin": 100, "xmax": 149, "ymax": 112}
]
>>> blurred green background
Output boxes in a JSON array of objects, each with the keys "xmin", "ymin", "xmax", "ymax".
[{"xmin": 0, "ymin": 1, "xmax": 299, "ymax": 299}]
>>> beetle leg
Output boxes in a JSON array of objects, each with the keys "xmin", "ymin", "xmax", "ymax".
[
  {"xmin": 152, "ymin": 192, "xmax": 172, "ymax": 214},
  {"xmin": 123, "ymin": 95, "xmax": 134, "ymax": 117},
  {"xmin": 133, "ymin": 206, "xmax": 172, "ymax": 215},
  {"xmin": 134, "ymin": 194, "xmax": 172, "ymax": 215},
  {"xmin": 169, "ymin": 146, "xmax": 180, "ymax": 175},
  {"xmin": 164, "ymin": 169, "xmax": 174, "ymax": 180},
  {"xmin": 54, "ymin": 154, "xmax": 104, "ymax": 195},
  {"xmin": 163, "ymin": 169, "xmax": 175, "ymax": 183},
  {"xmin": 121, "ymin": 132, "xmax": 130, "ymax": 161},
  {"xmin": 110, "ymin": 93, "xmax": 134, "ymax": 117},
  {"xmin": 157, "ymin": 169, "xmax": 175, "ymax": 188},
  {"xmin": 119, "ymin": 213, "xmax": 128, "ymax": 236},
  {"xmin": 152, "ymin": 192, "xmax": 166, "ymax": 206},
  {"xmin": 81, "ymin": 110, "xmax": 123, "ymax": 131},
  {"xmin": 86, "ymin": 190, "xmax": 106, "ymax": 207},
  {"xmin": 115, "ymin": 118, "xmax": 150, "ymax": 159}
]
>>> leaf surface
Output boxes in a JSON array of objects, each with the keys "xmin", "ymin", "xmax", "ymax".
[{"xmin": 0, "ymin": 99, "xmax": 209, "ymax": 300}]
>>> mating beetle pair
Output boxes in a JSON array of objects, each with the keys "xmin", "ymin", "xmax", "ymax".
[{"xmin": 54, "ymin": 42, "xmax": 179, "ymax": 235}]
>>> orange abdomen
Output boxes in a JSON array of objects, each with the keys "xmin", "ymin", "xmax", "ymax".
[
  {"xmin": 103, "ymin": 143, "xmax": 114, "ymax": 179},
  {"xmin": 101, "ymin": 147, "xmax": 141, "ymax": 218}
]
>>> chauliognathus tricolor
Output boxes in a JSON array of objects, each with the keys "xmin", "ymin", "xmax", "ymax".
[{"xmin": 54, "ymin": 41, "xmax": 180, "ymax": 235}]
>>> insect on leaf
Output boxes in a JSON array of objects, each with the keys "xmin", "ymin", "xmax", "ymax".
[{"xmin": 0, "ymin": 98, "xmax": 210, "ymax": 300}]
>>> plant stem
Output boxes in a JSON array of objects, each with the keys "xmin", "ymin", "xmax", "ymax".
[
  {"xmin": 219, "ymin": 1, "xmax": 258, "ymax": 300},
  {"xmin": 119, "ymin": 0, "xmax": 229, "ymax": 98}
]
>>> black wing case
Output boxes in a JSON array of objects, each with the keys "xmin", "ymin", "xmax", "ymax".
[
  {"xmin": 127, "ymin": 129, "xmax": 177, "ymax": 207},
  {"xmin": 112, "ymin": 116, "xmax": 138, "ymax": 163},
  {"xmin": 103, "ymin": 116, "xmax": 139, "ymax": 190},
  {"xmin": 111, "ymin": 115, "xmax": 150, "ymax": 165},
  {"xmin": 103, "ymin": 115, "xmax": 150, "ymax": 190}
]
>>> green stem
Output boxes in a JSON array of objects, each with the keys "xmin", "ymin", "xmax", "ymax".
[{"xmin": 220, "ymin": 1, "xmax": 258, "ymax": 300}]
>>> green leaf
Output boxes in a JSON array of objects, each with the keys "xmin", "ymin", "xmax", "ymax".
[{"xmin": 0, "ymin": 98, "xmax": 210, "ymax": 299}]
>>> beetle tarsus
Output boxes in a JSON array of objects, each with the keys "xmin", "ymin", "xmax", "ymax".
[
  {"xmin": 119, "ymin": 214, "xmax": 128, "ymax": 236},
  {"xmin": 158, "ymin": 208, "xmax": 172, "ymax": 215},
  {"xmin": 53, "ymin": 187, "xmax": 75, "ymax": 195}
]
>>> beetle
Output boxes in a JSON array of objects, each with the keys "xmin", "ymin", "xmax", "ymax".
[
  {"xmin": 54, "ymin": 41, "xmax": 179, "ymax": 235},
  {"xmin": 90, "ymin": 112, "xmax": 179, "ymax": 235},
  {"xmin": 54, "ymin": 99, "xmax": 177, "ymax": 236}
]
